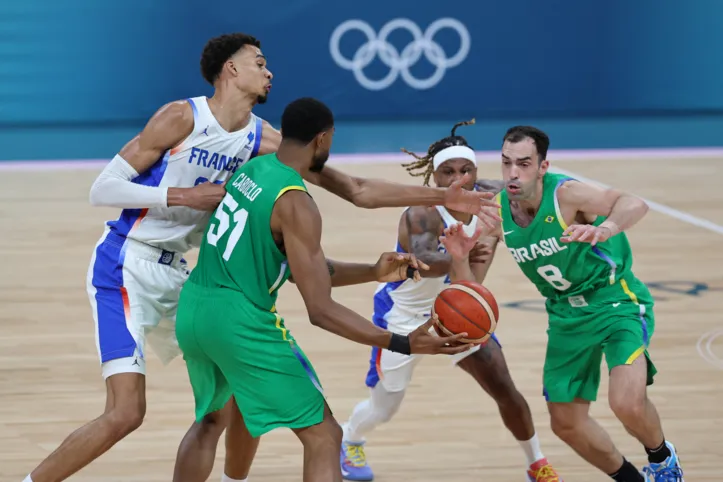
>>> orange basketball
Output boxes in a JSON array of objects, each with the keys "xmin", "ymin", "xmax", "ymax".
[{"xmin": 432, "ymin": 280, "xmax": 499, "ymax": 344}]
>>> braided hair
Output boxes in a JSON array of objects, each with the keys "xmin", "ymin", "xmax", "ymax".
[{"xmin": 401, "ymin": 119, "xmax": 476, "ymax": 186}]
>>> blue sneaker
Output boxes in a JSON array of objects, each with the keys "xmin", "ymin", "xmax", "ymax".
[
  {"xmin": 340, "ymin": 441, "xmax": 374, "ymax": 481},
  {"xmin": 642, "ymin": 441, "xmax": 684, "ymax": 481}
]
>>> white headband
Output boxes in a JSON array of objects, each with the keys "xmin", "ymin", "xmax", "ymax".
[{"xmin": 432, "ymin": 145, "xmax": 477, "ymax": 171}]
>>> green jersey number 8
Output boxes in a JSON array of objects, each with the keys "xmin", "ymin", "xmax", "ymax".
[
  {"xmin": 207, "ymin": 194, "xmax": 249, "ymax": 261},
  {"xmin": 536, "ymin": 264, "xmax": 572, "ymax": 291}
]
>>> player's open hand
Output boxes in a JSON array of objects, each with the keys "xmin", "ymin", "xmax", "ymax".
[
  {"xmin": 444, "ymin": 173, "xmax": 501, "ymax": 229},
  {"xmin": 185, "ymin": 181, "xmax": 227, "ymax": 211},
  {"xmin": 408, "ymin": 315, "xmax": 474, "ymax": 355},
  {"xmin": 561, "ymin": 223, "xmax": 613, "ymax": 246},
  {"xmin": 374, "ymin": 252, "xmax": 430, "ymax": 283},
  {"xmin": 439, "ymin": 222, "xmax": 484, "ymax": 260},
  {"xmin": 469, "ymin": 241, "xmax": 493, "ymax": 264}
]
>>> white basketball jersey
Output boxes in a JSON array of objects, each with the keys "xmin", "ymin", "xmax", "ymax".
[
  {"xmin": 106, "ymin": 96, "xmax": 264, "ymax": 254},
  {"xmin": 371, "ymin": 206, "xmax": 479, "ymax": 332}
]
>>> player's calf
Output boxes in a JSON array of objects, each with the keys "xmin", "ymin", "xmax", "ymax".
[
  {"xmin": 224, "ymin": 404, "xmax": 260, "ymax": 482},
  {"xmin": 608, "ymin": 356, "xmax": 683, "ymax": 480},
  {"xmin": 294, "ymin": 404, "xmax": 344, "ymax": 482},
  {"xmin": 457, "ymin": 341, "xmax": 535, "ymax": 441},
  {"xmin": 457, "ymin": 342, "xmax": 563, "ymax": 481},
  {"xmin": 26, "ymin": 373, "xmax": 146, "ymax": 482},
  {"xmin": 548, "ymin": 400, "xmax": 645, "ymax": 481},
  {"xmin": 173, "ymin": 402, "xmax": 232, "ymax": 482},
  {"xmin": 609, "ymin": 356, "xmax": 665, "ymax": 451}
]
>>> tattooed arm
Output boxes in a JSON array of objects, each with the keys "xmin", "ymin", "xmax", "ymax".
[{"xmin": 402, "ymin": 206, "xmax": 453, "ymax": 278}]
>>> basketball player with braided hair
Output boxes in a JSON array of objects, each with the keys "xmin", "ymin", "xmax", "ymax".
[{"xmin": 339, "ymin": 121, "xmax": 563, "ymax": 482}]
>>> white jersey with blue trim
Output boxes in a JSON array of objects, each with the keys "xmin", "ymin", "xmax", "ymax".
[
  {"xmin": 371, "ymin": 206, "xmax": 479, "ymax": 333},
  {"xmin": 106, "ymin": 96, "xmax": 264, "ymax": 254}
]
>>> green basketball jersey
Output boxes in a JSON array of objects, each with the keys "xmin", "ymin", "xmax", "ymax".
[
  {"xmin": 188, "ymin": 153, "xmax": 307, "ymax": 311},
  {"xmin": 498, "ymin": 172, "xmax": 635, "ymax": 303}
]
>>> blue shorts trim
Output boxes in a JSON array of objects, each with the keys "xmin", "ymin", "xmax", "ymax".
[{"xmin": 91, "ymin": 233, "xmax": 139, "ymax": 363}]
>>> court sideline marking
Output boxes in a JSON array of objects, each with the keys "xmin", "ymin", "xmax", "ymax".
[{"xmin": 550, "ymin": 167, "xmax": 723, "ymax": 236}]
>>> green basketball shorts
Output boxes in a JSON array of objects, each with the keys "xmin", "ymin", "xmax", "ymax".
[
  {"xmin": 542, "ymin": 275, "xmax": 657, "ymax": 403},
  {"xmin": 175, "ymin": 282, "xmax": 325, "ymax": 437}
]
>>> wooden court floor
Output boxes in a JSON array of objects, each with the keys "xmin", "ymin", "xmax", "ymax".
[{"xmin": 1, "ymin": 157, "xmax": 722, "ymax": 481}]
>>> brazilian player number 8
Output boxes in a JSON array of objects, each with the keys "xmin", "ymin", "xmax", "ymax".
[
  {"xmin": 536, "ymin": 264, "xmax": 572, "ymax": 291},
  {"xmin": 207, "ymin": 194, "xmax": 250, "ymax": 261}
]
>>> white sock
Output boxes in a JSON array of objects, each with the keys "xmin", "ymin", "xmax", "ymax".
[
  {"xmin": 221, "ymin": 475, "xmax": 247, "ymax": 482},
  {"xmin": 518, "ymin": 433, "xmax": 545, "ymax": 466},
  {"xmin": 343, "ymin": 385, "xmax": 406, "ymax": 443},
  {"xmin": 23, "ymin": 476, "xmax": 33, "ymax": 482}
]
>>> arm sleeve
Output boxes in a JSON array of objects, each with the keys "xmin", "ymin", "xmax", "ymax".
[{"xmin": 89, "ymin": 154, "xmax": 169, "ymax": 209}]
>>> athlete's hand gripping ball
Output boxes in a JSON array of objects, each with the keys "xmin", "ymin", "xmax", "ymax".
[
  {"xmin": 373, "ymin": 252, "xmax": 430, "ymax": 283},
  {"xmin": 407, "ymin": 315, "xmax": 474, "ymax": 355}
]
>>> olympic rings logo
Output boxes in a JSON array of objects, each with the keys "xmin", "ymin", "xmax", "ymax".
[{"xmin": 329, "ymin": 18, "xmax": 471, "ymax": 91}]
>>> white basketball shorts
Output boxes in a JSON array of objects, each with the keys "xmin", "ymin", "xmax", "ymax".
[
  {"xmin": 86, "ymin": 227, "xmax": 190, "ymax": 379},
  {"xmin": 364, "ymin": 301, "xmax": 499, "ymax": 393}
]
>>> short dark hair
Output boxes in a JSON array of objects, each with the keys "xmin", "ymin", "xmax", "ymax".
[
  {"xmin": 402, "ymin": 119, "xmax": 476, "ymax": 186},
  {"xmin": 281, "ymin": 97, "xmax": 334, "ymax": 144},
  {"xmin": 503, "ymin": 126, "xmax": 550, "ymax": 163},
  {"xmin": 200, "ymin": 33, "xmax": 261, "ymax": 85}
]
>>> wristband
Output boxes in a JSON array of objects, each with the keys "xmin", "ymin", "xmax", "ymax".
[
  {"xmin": 406, "ymin": 266, "xmax": 417, "ymax": 279},
  {"xmin": 388, "ymin": 333, "xmax": 411, "ymax": 355}
]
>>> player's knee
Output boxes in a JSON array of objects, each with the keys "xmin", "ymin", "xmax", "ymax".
[
  {"xmin": 329, "ymin": 417, "xmax": 343, "ymax": 445},
  {"xmin": 609, "ymin": 390, "xmax": 646, "ymax": 423},
  {"xmin": 304, "ymin": 416, "xmax": 342, "ymax": 452},
  {"xmin": 375, "ymin": 398, "xmax": 402, "ymax": 424},
  {"xmin": 486, "ymin": 375, "xmax": 521, "ymax": 405},
  {"xmin": 549, "ymin": 410, "xmax": 581, "ymax": 441},
  {"xmin": 107, "ymin": 402, "xmax": 146, "ymax": 438},
  {"xmin": 197, "ymin": 410, "xmax": 228, "ymax": 436}
]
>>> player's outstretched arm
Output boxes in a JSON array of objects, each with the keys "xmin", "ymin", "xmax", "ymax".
[
  {"xmin": 557, "ymin": 180, "xmax": 649, "ymax": 245},
  {"xmin": 89, "ymin": 101, "xmax": 225, "ymax": 211},
  {"xmin": 312, "ymin": 168, "xmax": 501, "ymax": 227},
  {"xmin": 474, "ymin": 179, "xmax": 505, "ymax": 194},
  {"xmin": 324, "ymin": 254, "xmax": 428, "ymax": 287},
  {"xmin": 275, "ymin": 190, "xmax": 471, "ymax": 355},
  {"xmin": 288, "ymin": 255, "xmax": 428, "ymax": 287},
  {"xmin": 256, "ymin": 121, "xmax": 499, "ymax": 222}
]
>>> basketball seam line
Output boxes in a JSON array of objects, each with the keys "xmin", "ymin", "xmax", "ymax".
[
  {"xmin": 448, "ymin": 283, "xmax": 498, "ymax": 332},
  {"xmin": 438, "ymin": 292, "xmax": 490, "ymax": 336}
]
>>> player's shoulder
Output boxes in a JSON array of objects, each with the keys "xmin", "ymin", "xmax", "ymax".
[
  {"xmin": 274, "ymin": 188, "xmax": 318, "ymax": 232},
  {"xmin": 147, "ymin": 99, "xmax": 195, "ymax": 133},
  {"xmin": 553, "ymin": 176, "xmax": 584, "ymax": 201}
]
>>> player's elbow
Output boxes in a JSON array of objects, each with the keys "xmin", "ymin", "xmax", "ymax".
[
  {"xmin": 349, "ymin": 179, "xmax": 377, "ymax": 209},
  {"xmin": 88, "ymin": 178, "xmax": 107, "ymax": 206},
  {"xmin": 307, "ymin": 301, "xmax": 334, "ymax": 328},
  {"xmin": 637, "ymin": 198, "xmax": 650, "ymax": 216}
]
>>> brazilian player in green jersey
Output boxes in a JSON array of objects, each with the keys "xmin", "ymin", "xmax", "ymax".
[
  {"xmin": 467, "ymin": 126, "xmax": 684, "ymax": 482},
  {"xmin": 175, "ymin": 97, "xmax": 474, "ymax": 482},
  {"xmin": 166, "ymin": 33, "xmax": 502, "ymax": 482}
]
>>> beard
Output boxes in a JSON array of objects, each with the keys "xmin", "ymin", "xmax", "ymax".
[
  {"xmin": 309, "ymin": 151, "xmax": 329, "ymax": 173},
  {"xmin": 256, "ymin": 93, "xmax": 268, "ymax": 104}
]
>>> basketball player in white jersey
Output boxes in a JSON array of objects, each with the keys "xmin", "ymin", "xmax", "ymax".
[
  {"xmin": 21, "ymin": 34, "xmax": 501, "ymax": 482},
  {"xmin": 338, "ymin": 122, "xmax": 564, "ymax": 482}
]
